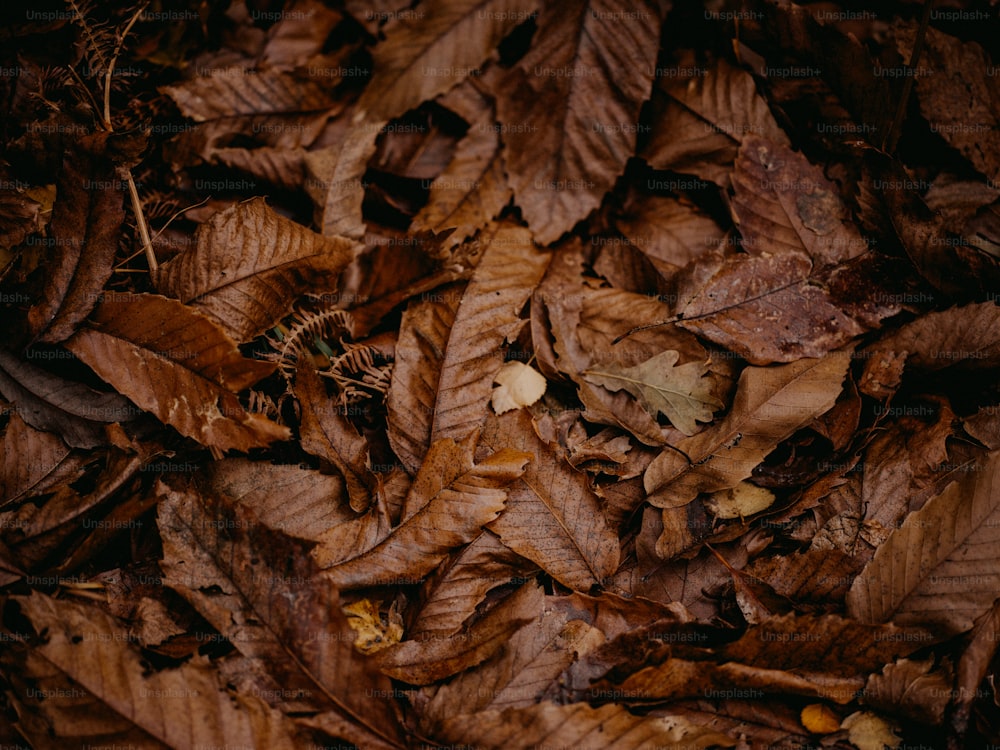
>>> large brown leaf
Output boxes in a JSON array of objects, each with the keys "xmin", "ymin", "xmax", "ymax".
[
  {"xmin": 3, "ymin": 593, "xmax": 302, "ymax": 750},
  {"xmin": 156, "ymin": 479, "xmax": 406, "ymax": 749},
  {"xmin": 644, "ymin": 350, "xmax": 851, "ymax": 509},
  {"xmin": 26, "ymin": 132, "xmax": 126, "ymax": 344},
  {"xmin": 480, "ymin": 411, "xmax": 620, "ymax": 590},
  {"xmin": 642, "ymin": 58, "xmax": 790, "ymax": 187},
  {"xmin": 410, "ymin": 110, "xmax": 511, "ymax": 248},
  {"xmin": 357, "ymin": 0, "xmax": 539, "ymax": 121},
  {"xmin": 494, "ymin": 0, "xmax": 664, "ymax": 244},
  {"xmin": 0, "ymin": 347, "xmax": 133, "ymax": 449},
  {"xmin": 386, "ymin": 282, "xmax": 464, "ymax": 475},
  {"xmin": 64, "ymin": 294, "xmax": 289, "ymax": 456},
  {"xmin": 846, "ymin": 450, "xmax": 1000, "ymax": 637},
  {"xmin": 320, "ymin": 433, "xmax": 530, "ymax": 588},
  {"xmin": 154, "ymin": 198, "xmax": 360, "ymax": 342},
  {"xmin": 430, "ymin": 222, "xmax": 550, "ymax": 443}
]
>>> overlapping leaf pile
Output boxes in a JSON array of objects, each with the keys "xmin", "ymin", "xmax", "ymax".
[{"xmin": 2, "ymin": 0, "xmax": 1000, "ymax": 748}]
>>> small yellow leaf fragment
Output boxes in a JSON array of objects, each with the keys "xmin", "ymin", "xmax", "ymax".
[
  {"xmin": 801, "ymin": 703, "xmax": 840, "ymax": 734},
  {"xmin": 491, "ymin": 361, "xmax": 547, "ymax": 415},
  {"xmin": 704, "ymin": 481, "xmax": 776, "ymax": 519},
  {"xmin": 841, "ymin": 711, "xmax": 901, "ymax": 750},
  {"xmin": 343, "ymin": 599, "xmax": 404, "ymax": 654}
]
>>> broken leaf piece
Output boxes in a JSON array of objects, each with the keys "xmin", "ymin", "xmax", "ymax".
[
  {"xmin": 491, "ymin": 361, "xmax": 547, "ymax": 415},
  {"xmin": 583, "ymin": 350, "xmax": 722, "ymax": 436},
  {"xmin": 344, "ymin": 599, "xmax": 404, "ymax": 654},
  {"xmin": 841, "ymin": 710, "xmax": 900, "ymax": 750},
  {"xmin": 704, "ymin": 481, "xmax": 776, "ymax": 520}
]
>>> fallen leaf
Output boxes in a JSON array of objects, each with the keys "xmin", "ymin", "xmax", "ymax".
[
  {"xmin": 491, "ymin": 360, "xmax": 546, "ymax": 415},
  {"xmin": 800, "ymin": 703, "xmax": 840, "ymax": 734},
  {"xmin": 841, "ymin": 710, "xmax": 901, "ymax": 750},
  {"xmin": 704, "ymin": 481, "xmax": 776, "ymax": 520},
  {"xmin": 64, "ymin": 294, "xmax": 289, "ymax": 457},
  {"xmin": 584, "ymin": 350, "xmax": 722, "ymax": 436}
]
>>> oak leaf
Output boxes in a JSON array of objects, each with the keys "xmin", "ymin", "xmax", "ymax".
[{"xmin": 584, "ymin": 350, "xmax": 721, "ymax": 436}]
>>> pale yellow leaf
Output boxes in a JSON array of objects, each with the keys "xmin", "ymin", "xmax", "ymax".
[
  {"xmin": 491, "ymin": 361, "xmax": 547, "ymax": 415},
  {"xmin": 841, "ymin": 711, "xmax": 901, "ymax": 750}
]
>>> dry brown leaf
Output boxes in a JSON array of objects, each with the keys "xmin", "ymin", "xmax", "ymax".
[
  {"xmin": 480, "ymin": 410, "xmax": 620, "ymax": 590},
  {"xmin": 731, "ymin": 136, "xmax": 869, "ymax": 267},
  {"xmin": 357, "ymin": 0, "xmax": 538, "ymax": 121},
  {"xmin": 375, "ymin": 581, "xmax": 538, "ymax": 685},
  {"xmin": 430, "ymin": 222, "xmax": 550, "ymax": 443},
  {"xmin": 411, "ymin": 110, "xmax": 511, "ymax": 247},
  {"xmin": 644, "ymin": 350, "xmax": 851, "ymax": 509},
  {"xmin": 0, "ymin": 413, "xmax": 73, "ymax": 507},
  {"xmin": 155, "ymin": 198, "xmax": 361, "ymax": 342},
  {"xmin": 846, "ymin": 450, "xmax": 1000, "ymax": 637},
  {"xmin": 296, "ymin": 362, "xmax": 376, "ymax": 512},
  {"xmin": 409, "ymin": 531, "xmax": 534, "ymax": 639},
  {"xmin": 494, "ymin": 0, "xmax": 664, "ymax": 244},
  {"xmin": 436, "ymin": 701, "xmax": 735, "ymax": 750},
  {"xmin": 320, "ymin": 432, "xmax": 530, "ymax": 589},
  {"xmin": 3, "ymin": 593, "xmax": 303, "ymax": 750},
  {"xmin": 64, "ymin": 294, "xmax": 288, "ymax": 457},
  {"xmin": 156, "ymin": 479, "xmax": 406, "ymax": 748},
  {"xmin": 862, "ymin": 657, "xmax": 951, "ymax": 727},
  {"xmin": 386, "ymin": 282, "xmax": 464, "ymax": 474},
  {"xmin": 26, "ymin": 132, "xmax": 126, "ymax": 344},
  {"xmin": 894, "ymin": 24, "xmax": 1000, "ymax": 184},
  {"xmin": 643, "ymin": 58, "xmax": 790, "ymax": 187}
]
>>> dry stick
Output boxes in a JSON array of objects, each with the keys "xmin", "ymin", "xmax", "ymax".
[
  {"xmin": 99, "ymin": 2, "xmax": 158, "ymax": 272},
  {"xmin": 883, "ymin": 0, "xmax": 934, "ymax": 154}
]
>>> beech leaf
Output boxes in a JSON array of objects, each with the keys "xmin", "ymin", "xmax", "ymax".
[
  {"xmin": 846, "ymin": 450, "xmax": 1000, "ymax": 637},
  {"xmin": 584, "ymin": 350, "xmax": 721, "ymax": 436},
  {"xmin": 64, "ymin": 294, "xmax": 289, "ymax": 457},
  {"xmin": 320, "ymin": 433, "xmax": 530, "ymax": 589}
]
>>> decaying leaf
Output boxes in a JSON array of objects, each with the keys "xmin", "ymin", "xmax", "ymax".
[
  {"xmin": 344, "ymin": 598, "xmax": 404, "ymax": 653},
  {"xmin": 644, "ymin": 350, "xmax": 851, "ymax": 508},
  {"xmin": 846, "ymin": 450, "xmax": 1000, "ymax": 637},
  {"xmin": 704, "ymin": 481, "xmax": 776, "ymax": 520},
  {"xmin": 841, "ymin": 710, "xmax": 901, "ymax": 750},
  {"xmin": 584, "ymin": 350, "xmax": 722, "ymax": 436},
  {"xmin": 64, "ymin": 294, "xmax": 289, "ymax": 457}
]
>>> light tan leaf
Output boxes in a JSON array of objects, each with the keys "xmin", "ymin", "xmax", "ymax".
[
  {"xmin": 154, "ymin": 198, "xmax": 360, "ymax": 342},
  {"xmin": 156, "ymin": 480, "xmax": 406, "ymax": 748},
  {"xmin": 64, "ymin": 294, "xmax": 289, "ymax": 457},
  {"xmin": 4, "ymin": 593, "xmax": 302, "ymax": 750},
  {"xmin": 846, "ymin": 450, "xmax": 1000, "ymax": 636},
  {"xmin": 386, "ymin": 283, "xmax": 464, "ymax": 475},
  {"xmin": 344, "ymin": 599, "xmax": 404, "ymax": 654},
  {"xmin": 643, "ymin": 58, "xmax": 790, "ymax": 187},
  {"xmin": 645, "ymin": 350, "xmax": 851, "ymax": 508},
  {"xmin": 584, "ymin": 350, "xmax": 722, "ymax": 436},
  {"xmin": 320, "ymin": 433, "xmax": 530, "ymax": 588},
  {"xmin": 704, "ymin": 481, "xmax": 776, "ymax": 520},
  {"xmin": 431, "ymin": 223, "xmax": 551, "ymax": 443},
  {"xmin": 491, "ymin": 360, "xmax": 546, "ymax": 415},
  {"xmin": 480, "ymin": 411, "xmax": 620, "ymax": 590},
  {"xmin": 357, "ymin": 0, "xmax": 539, "ymax": 121},
  {"xmin": 841, "ymin": 711, "xmax": 901, "ymax": 750},
  {"xmin": 437, "ymin": 702, "xmax": 735, "ymax": 750},
  {"xmin": 495, "ymin": 0, "xmax": 664, "ymax": 244}
]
